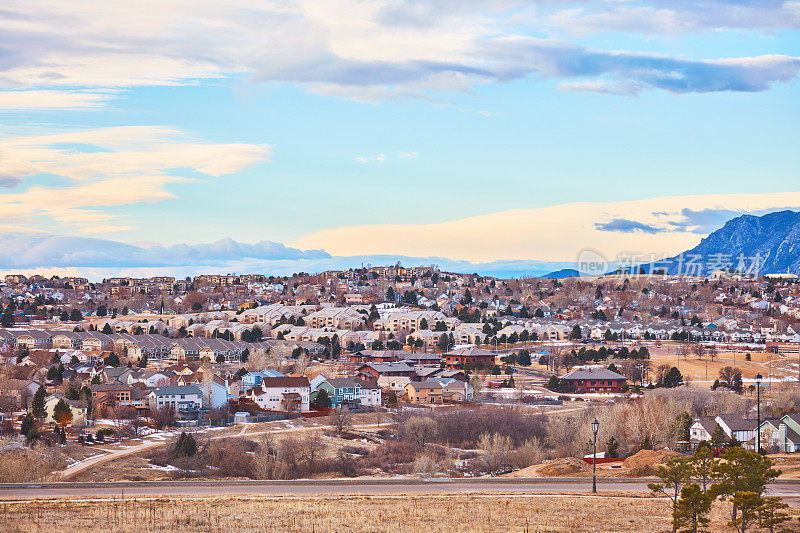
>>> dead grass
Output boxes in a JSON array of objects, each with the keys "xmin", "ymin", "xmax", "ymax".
[
  {"xmin": 2, "ymin": 493, "xmax": 796, "ymax": 532},
  {"xmin": 770, "ymin": 454, "xmax": 800, "ymax": 479},
  {"xmin": 649, "ymin": 350, "xmax": 789, "ymax": 382}
]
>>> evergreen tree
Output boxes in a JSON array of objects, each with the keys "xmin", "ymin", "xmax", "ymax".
[
  {"xmin": 673, "ymin": 483, "xmax": 712, "ymax": 533},
  {"xmin": 31, "ymin": 385, "xmax": 47, "ymax": 419},
  {"xmin": 691, "ymin": 444, "xmax": 716, "ymax": 492},
  {"xmin": 315, "ymin": 389, "xmax": 332, "ymax": 408},
  {"xmin": 710, "ymin": 425, "xmax": 727, "ymax": 449},
  {"xmin": 20, "ymin": 413, "xmax": 35, "ymax": 436},
  {"xmin": 172, "ymin": 432, "xmax": 198, "ymax": 458},
  {"xmin": 648, "ymin": 459, "xmax": 693, "ymax": 529},
  {"xmin": 1, "ymin": 307, "xmax": 13, "ymax": 327},
  {"xmin": 759, "ymin": 496, "xmax": 791, "ymax": 533},
  {"xmin": 53, "ymin": 398, "xmax": 73, "ymax": 428},
  {"xmin": 606, "ymin": 436, "xmax": 619, "ymax": 458}
]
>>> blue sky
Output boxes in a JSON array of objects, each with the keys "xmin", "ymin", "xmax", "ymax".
[{"xmin": 1, "ymin": 1, "xmax": 799, "ymax": 272}]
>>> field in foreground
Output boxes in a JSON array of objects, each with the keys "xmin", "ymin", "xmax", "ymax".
[{"xmin": 2, "ymin": 493, "xmax": 798, "ymax": 533}]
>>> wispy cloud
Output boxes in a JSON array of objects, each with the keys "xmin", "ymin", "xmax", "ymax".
[
  {"xmin": 294, "ymin": 191, "xmax": 800, "ymax": 262},
  {"xmin": 0, "ymin": 1, "xmax": 797, "ymax": 105},
  {"xmin": 0, "ymin": 90, "xmax": 115, "ymax": 110},
  {"xmin": 399, "ymin": 151, "xmax": 419, "ymax": 159},
  {"xmin": 355, "ymin": 153, "xmax": 387, "ymax": 163},
  {"xmin": 0, "ymin": 126, "xmax": 270, "ymax": 233}
]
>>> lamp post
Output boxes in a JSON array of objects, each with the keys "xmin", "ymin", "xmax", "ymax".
[
  {"xmin": 755, "ymin": 373, "xmax": 762, "ymax": 454},
  {"xmin": 591, "ymin": 418, "xmax": 599, "ymax": 493}
]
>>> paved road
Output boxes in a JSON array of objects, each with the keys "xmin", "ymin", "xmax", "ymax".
[{"xmin": 2, "ymin": 478, "xmax": 799, "ymax": 501}]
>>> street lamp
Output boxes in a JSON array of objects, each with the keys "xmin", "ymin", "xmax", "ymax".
[
  {"xmin": 755, "ymin": 373, "xmax": 763, "ymax": 454},
  {"xmin": 591, "ymin": 418, "xmax": 600, "ymax": 494}
]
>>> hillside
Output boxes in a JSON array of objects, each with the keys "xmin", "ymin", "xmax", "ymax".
[{"xmin": 617, "ymin": 210, "xmax": 800, "ymax": 276}]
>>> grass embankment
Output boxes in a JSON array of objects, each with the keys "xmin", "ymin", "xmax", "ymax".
[{"xmin": 3, "ymin": 493, "xmax": 798, "ymax": 532}]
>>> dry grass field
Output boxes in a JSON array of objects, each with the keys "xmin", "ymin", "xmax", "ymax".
[{"xmin": 2, "ymin": 493, "xmax": 797, "ymax": 533}]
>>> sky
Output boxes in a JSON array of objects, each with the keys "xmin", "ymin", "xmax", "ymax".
[{"xmin": 1, "ymin": 1, "xmax": 799, "ymax": 275}]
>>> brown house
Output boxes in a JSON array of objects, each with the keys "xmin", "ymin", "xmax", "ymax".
[
  {"xmin": 404, "ymin": 381, "xmax": 443, "ymax": 404},
  {"xmin": 444, "ymin": 347, "xmax": 495, "ymax": 369}
]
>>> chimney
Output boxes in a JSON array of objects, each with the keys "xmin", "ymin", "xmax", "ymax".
[{"xmin": 779, "ymin": 423, "xmax": 788, "ymax": 453}]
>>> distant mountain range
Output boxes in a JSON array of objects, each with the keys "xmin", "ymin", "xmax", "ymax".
[
  {"xmin": 669, "ymin": 210, "xmax": 800, "ymax": 275},
  {"xmin": 2, "ymin": 210, "xmax": 799, "ymax": 280},
  {"xmin": 0, "ymin": 231, "xmax": 571, "ymax": 280},
  {"xmin": 541, "ymin": 268, "xmax": 580, "ymax": 279},
  {"xmin": 612, "ymin": 210, "xmax": 800, "ymax": 277}
]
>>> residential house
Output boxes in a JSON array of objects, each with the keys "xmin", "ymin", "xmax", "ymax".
[
  {"xmin": 357, "ymin": 362, "xmax": 416, "ymax": 392},
  {"xmin": 356, "ymin": 379, "xmax": 382, "ymax": 407},
  {"xmin": 425, "ymin": 378, "xmax": 473, "ymax": 402},
  {"xmin": 198, "ymin": 375, "xmax": 230, "ymax": 410},
  {"xmin": 715, "ymin": 414, "xmax": 759, "ymax": 448},
  {"xmin": 44, "ymin": 394, "xmax": 87, "ymax": 427},
  {"xmin": 444, "ymin": 347, "xmax": 495, "ymax": 369},
  {"xmin": 148, "ymin": 385, "xmax": 203, "ymax": 414},
  {"xmin": 0, "ymin": 378, "xmax": 39, "ymax": 409},
  {"xmin": 241, "ymin": 369, "xmax": 285, "ymax": 392},
  {"xmin": 404, "ymin": 381, "xmax": 444, "ymax": 404},
  {"xmin": 315, "ymin": 377, "xmax": 361, "ymax": 409},
  {"xmin": 561, "ymin": 368, "xmax": 627, "ymax": 393},
  {"xmin": 248, "ymin": 376, "xmax": 310, "ymax": 413},
  {"xmin": 759, "ymin": 414, "xmax": 800, "ymax": 453}
]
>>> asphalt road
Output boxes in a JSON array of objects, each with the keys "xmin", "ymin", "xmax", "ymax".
[{"xmin": 2, "ymin": 478, "xmax": 799, "ymax": 501}]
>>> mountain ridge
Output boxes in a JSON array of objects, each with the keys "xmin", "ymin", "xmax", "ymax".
[{"xmin": 664, "ymin": 210, "xmax": 800, "ymax": 275}]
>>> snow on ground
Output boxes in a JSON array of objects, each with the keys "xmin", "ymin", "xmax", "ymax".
[{"xmin": 147, "ymin": 463, "xmax": 181, "ymax": 472}]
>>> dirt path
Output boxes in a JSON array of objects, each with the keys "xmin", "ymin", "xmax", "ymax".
[{"xmin": 60, "ymin": 422, "xmax": 386, "ymax": 479}]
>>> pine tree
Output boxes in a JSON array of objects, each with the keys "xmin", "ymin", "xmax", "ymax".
[
  {"xmin": 673, "ymin": 483, "xmax": 712, "ymax": 533},
  {"xmin": 172, "ymin": 432, "xmax": 198, "ymax": 458},
  {"xmin": 648, "ymin": 458, "xmax": 692, "ymax": 530},
  {"xmin": 759, "ymin": 496, "xmax": 790, "ymax": 533},
  {"xmin": 53, "ymin": 398, "xmax": 74, "ymax": 428},
  {"xmin": 606, "ymin": 436, "xmax": 620, "ymax": 458},
  {"xmin": 20, "ymin": 413, "xmax": 35, "ymax": 436},
  {"xmin": 31, "ymin": 385, "xmax": 47, "ymax": 419}
]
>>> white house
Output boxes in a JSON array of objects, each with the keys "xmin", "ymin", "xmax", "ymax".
[
  {"xmin": 198, "ymin": 376, "xmax": 230, "ymax": 410},
  {"xmin": 357, "ymin": 379, "xmax": 382, "ymax": 407},
  {"xmin": 248, "ymin": 376, "xmax": 310, "ymax": 412},
  {"xmin": 148, "ymin": 385, "xmax": 203, "ymax": 413}
]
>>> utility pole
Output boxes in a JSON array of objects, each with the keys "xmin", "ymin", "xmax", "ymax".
[
  {"xmin": 756, "ymin": 374, "xmax": 763, "ymax": 454},
  {"xmin": 591, "ymin": 418, "xmax": 599, "ymax": 494}
]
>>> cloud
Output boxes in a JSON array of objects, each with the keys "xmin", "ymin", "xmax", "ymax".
[
  {"xmin": 0, "ymin": 233, "xmax": 329, "ymax": 269},
  {"xmin": 399, "ymin": 151, "xmax": 419, "ymax": 159},
  {"xmin": 0, "ymin": 174, "xmax": 22, "ymax": 188},
  {"xmin": 487, "ymin": 39, "xmax": 800, "ymax": 94},
  {"xmin": 0, "ymin": 1, "xmax": 797, "ymax": 104},
  {"xmin": 546, "ymin": 1, "xmax": 800, "ymax": 37},
  {"xmin": 0, "ymin": 90, "xmax": 115, "ymax": 110},
  {"xmin": 0, "ymin": 126, "xmax": 270, "ymax": 232},
  {"xmin": 355, "ymin": 153, "xmax": 387, "ymax": 163},
  {"xmin": 595, "ymin": 219, "xmax": 665, "ymax": 234},
  {"xmin": 0, "ymin": 230, "xmax": 570, "ymax": 279},
  {"xmin": 293, "ymin": 191, "xmax": 800, "ymax": 263}
]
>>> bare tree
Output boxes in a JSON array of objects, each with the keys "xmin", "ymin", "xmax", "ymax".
[
  {"xmin": 328, "ymin": 406, "xmax": 352, "ymax": 435},
  {"xmin": 251, "ymin": 435, "xmax": 277, "ymax": 479},
  {"xmin": 476, "ymin": 432, "xmax": 513, "ymax": 475},
  {"xmin": 151, "ymin": 405, "xmax": 176, "ymax": 429},
  {"xmin": 401, "ymin": 416, "xmax": 438, "ymax": 453}
]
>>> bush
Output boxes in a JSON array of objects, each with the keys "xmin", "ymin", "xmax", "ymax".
[
  {"xmin": 361, "ymin": 441, "xmax": 416, "ymax": 473},
  {"xmin": 172, "ymin": 432, "xmax": 198, "ymax": 458}
]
